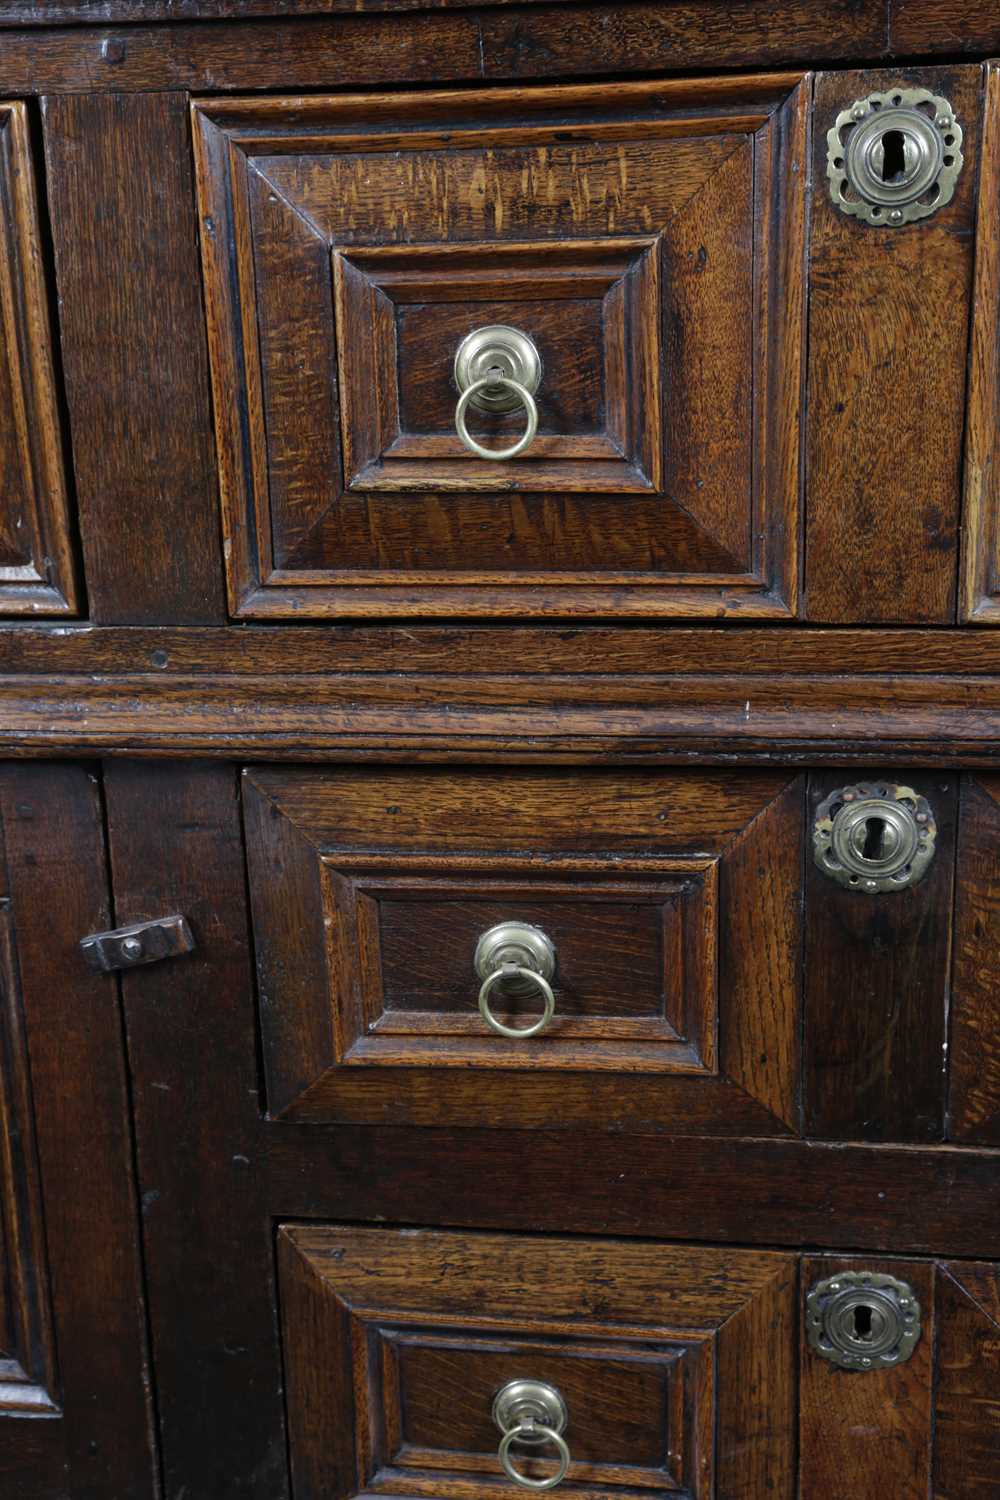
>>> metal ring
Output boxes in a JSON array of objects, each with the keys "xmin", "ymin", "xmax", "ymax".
[
  {"xmin": 455, "ymin": 374, "xmax": 539, "ymax": 461},
  {"xmin": 478, "ymin": 964, "xmax": 555, "ymax": 1039},
  {"xmin": 498, "ymin": 1424, "xmax": 571, "ymax": 1490}
]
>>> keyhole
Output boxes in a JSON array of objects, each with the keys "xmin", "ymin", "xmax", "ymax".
[
  {"xmin": 852, "ymin": 1304, "xmax": 874, "ymax": 1342},
  {"xmin": 861, "ymin": 817, "xmax": 887, "ymax": 860},
  {"xmin": 880, "ymin": 129, "xmax": 909, "ymax": 183}
]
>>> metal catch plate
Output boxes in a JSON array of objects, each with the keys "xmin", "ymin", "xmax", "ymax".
[
  {"xmin": 807, "ymin": 1270, "xmax": 922, "ymax": 1371},
  {"xmin": 813, "ymin": 781, "xmax": 936, "ymax": 893},
  {"xmin": 80, "ymin": 914, "xmax": 195, "ymax": 973},
  {"xmin": 827, "ymin": 87, "xmax": 963, "ymax": 225}
]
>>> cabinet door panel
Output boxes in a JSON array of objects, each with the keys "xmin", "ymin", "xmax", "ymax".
[
  {"xmin": 0, "ymin": 764, "xmax": 154, "ymax": 1497},
  {"xmin": 194, "ymin": 74, "xmax": 807, "ymax": 619}
]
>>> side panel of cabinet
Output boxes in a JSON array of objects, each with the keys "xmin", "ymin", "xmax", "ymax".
[{"xmin": 0, "ymin": 764, "xmax": 155, "ymax": 1497}]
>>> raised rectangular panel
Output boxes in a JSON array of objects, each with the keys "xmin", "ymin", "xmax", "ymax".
[
  {"xmin": 243, "ymin": 767, "xmax": 803, "ymax": 1133},
  {"xmin": 193, "ymin": 74, "xmax": 808, "ymax": 618},
  {"xmin": 277, "ymin": 1226, "xmax": 796, "ymax": 1500},
  {"xmin": 0, "ymin": 102, "xmax": 77, "ymax": 616}
]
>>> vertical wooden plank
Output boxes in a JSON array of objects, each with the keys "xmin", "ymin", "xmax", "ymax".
[
  {"xmin": 800, "ymin": 1255, "xmax": 934, "ymax": 1499},
  {"xmin": 949, "ymin": 776, "xmax": 1000, "ymax": 1143},
  {"xmin": 805, "ymin": 66, "xmax": 980, "ymax": 622},
  {"xmin": 42, "ymin": 94, "xmax": 225, "ymax": 623},
  {"xmin": 0, "ymin": 763, "xmax": 157, "ymax": 1500},
  {"xmin": 959, "ymin": 62, "xmax": 1000, "ymax": 622},
  {"xmin": 103, "ymin": 761, "xmax": 288, "ymax": 1500},
  {"xmin": 935, "ymin": 1262, "xmax": 1000, "ymax": 1496},
  {"xmin": 803, "ymin": 771, "xmax": 956, "ymax": 1141}
]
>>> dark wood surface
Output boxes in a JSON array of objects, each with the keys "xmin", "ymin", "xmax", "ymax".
[
  {"xmin": 102, "ymin": 762, "xmax": 289, "ymax": 1500},
  {"xmin": 803, "ymin": 771, "xmax": 958, "ymax": 1142},
  {"xmin": 279, "ymin": 1225, "xmax": 796, "ymax": 1500},
  {"xmin": 0, "ymin": 764, "xmax": 156, "ymax": 1499},
  {"xmin": 962, "ymin": 60, "xmax": 1000, "ymax": 622},
  {"xmin": 0, "ymin": 102, "xmax": 76, "ymax": 617},
  {"xmin": 195, "ymin": 74, "xmax": 805, "ymax": 618},
  {"xmin": 0, "ymin": 665, "xmax": 999, "ymax": 764},
  {"xmin": 42, "ymin": 93, "xmax": 224, "ymax": 624},
  {"xmin": 244, "ymin": 766, "xmax": 801, "ymax": 1130},
  {"xmin": 0, "ymin": 11, "xmax": 997, "ymax": 1498},
  {"xmin": 949, "ymin": 776, "xmax": 1000, "ymax": 1144},
  {"xmin": 805, "ymin": 65, "xmax": 980, "ymax": 623}
]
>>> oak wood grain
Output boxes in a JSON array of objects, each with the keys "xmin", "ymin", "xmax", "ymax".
[
  {"xmin": 42, "ymin": 93, "xmax": 224, "ymax": 623},
  {"xmin": 0, "ymin": 670, "xmax": 997, "ymax": 764},
  {"xmin": 961, "ymin": 60, "xmax": 1000, "ymax": 622},
  {"xmin": 0, "ymin": 763, "xmax": 156, "ymax": 1497},
  {"xmin": 0, "ymin": 102, "xmax": 76, "ymax": 616},
  {"xmin": 195, "ymin": 74, "xmax": 805, "ymax": 618},
  {"xmin": 803, "ymin": 771, "xmax": 957, "ymax": 1142},
  {"xmin": 805, "ymin": 65, "xmax": 980, "ymax": 623},
  {"xmin": 244, "ymin": 767, "xmax": 799, "ymax": 1130},
  {"xmin": 949, "ymin": 776, "xmax": 1000, "ymax": 1143},
  {"xmin": 934, "ymin": 1262, "xmax": 1000, "ymax": 1495},
  {"xmin": 800, "ymin": 1256, "xmax": 935, "ymax": 1499},
  {"xmin": 279, "ymin": 1225, "xmax": 795, "ymax": 1500},
  {"xmin": 103, "ymin": 762, "xmax": 289, "ymax": 1500}
]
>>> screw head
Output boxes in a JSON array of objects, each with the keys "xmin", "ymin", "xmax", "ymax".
[
  {"xmin": 853, "ymin": 103, "xmax": 869, "ymax": 120},
  {"xmin": 120, "ymin": 937, "xmax": 143, "ymax": 961},
  {"xmin": 889, "ymin": 209, "xmax": 903, "ymax": 223},
  {"xmin": 937, "ymin": 114, "xmax": 952, "ymax": 129}
]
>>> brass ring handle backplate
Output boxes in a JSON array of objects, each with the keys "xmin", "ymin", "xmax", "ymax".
[{"xmin": 493, "ymin": 1380, "xmax": 570, "ymax": 1491}]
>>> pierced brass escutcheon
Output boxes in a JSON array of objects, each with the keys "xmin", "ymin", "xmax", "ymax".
[
  {"xmin": 812, "ymin": 781, "xmax": 936, "ymax": 893},
  {"xmin": 807, "ymin": 1270, "xmax": 922, "ymax": 1371}
]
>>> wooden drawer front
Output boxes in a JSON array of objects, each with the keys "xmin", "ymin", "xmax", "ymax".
[
  {"xmin": 0, "ymin": 103, "xmax": 76, "ymax": 616},
  {"xmin": 244, "ymin": 767, "xmax": 971, "ymax": 1139},
  {"xmin": 194, "ymin": 74, "xmax": 807, "ymax": 619},
  {"xmin": 278, "ymin": 1227, "xmax": 796, "ymax": 1500},
  {"xmin": 244, "ymin": 767, "xmax": 803, "ymax": 1133}
]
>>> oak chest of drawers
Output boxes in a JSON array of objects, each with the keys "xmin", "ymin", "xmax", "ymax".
[{"xmin": 1, "ymin": 3, "xmax": 1000, "ymax": 1497}]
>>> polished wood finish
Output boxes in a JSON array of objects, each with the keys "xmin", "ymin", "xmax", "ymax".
[
  {"xmin": 0, "ymin": 662, "xmax": 998, "ymax": 764},
  {"xmin": 245, "ymin": 767, "xmax": 801, "ymax": 1129},
  {"xmin": 0, "ymin": 764, "xmax": 155, "ymax": 1497},
  {"xmin": 962, "ymin": 60, "xmax": 1000, "ymax": 622},
  {"xmin": 0, "ymin": 9, "xmax": 996, "ymax": 1499},
  {"xmin": 279, "ymin": 1225, "xmax": 796, "ymax": 1500},
  {"xmin": 102, "ymin": 762, "xmax": 288, "ymax": 1500},
  {"xmin": 0, "ymin": 903, "xmax": 58, "ymax": 1415},
  {"xmin": 194, "ymin": 75, "xmax": 806, "ymax": 618},
  {"xmin": 0, "ymin": 101, "xmax": 76, "ymax": 616},
  {"xmin": 949, "ymin": 775, "xmax": 1000, "ymax": 1144},
  {"xmin": 42, "ymin": 92, "xmax": 224, "ymax": 623},
  {"xmin": 804, "ymin": 771, "xmax": 957, "ymax": 1142},
  {"xmin": 806, "ymin": 65, "xmax": 980, "ymax": 623}
]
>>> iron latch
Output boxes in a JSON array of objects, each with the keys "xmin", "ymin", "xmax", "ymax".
[{"xmin": 80, "ymin": 914, "xmax": 195, "ymax": 973}]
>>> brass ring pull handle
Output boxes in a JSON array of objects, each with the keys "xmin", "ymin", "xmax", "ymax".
[
  {"xmin": 474, "ymin": 922, "xmax": 557, "ymax": 1039},
  {"xmin": 455, "ymin": 372, "xmax": 539, "ymax": 461},
  {"xmin": 478, "ymin": 964, "xmax": 555, "ymax": 1039},
  {"xmin": 453, "ymin": 325, "xmax": 542, "ymax": 462},
  {"xmin": 493, "ymin": 1381, "xmax": 570, "ymax": 1491}
]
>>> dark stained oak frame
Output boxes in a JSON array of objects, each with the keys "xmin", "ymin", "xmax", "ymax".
[
  {"xmin": 193, "ymin": 73, "xmax": 808, "ymax": 618},
  {"xmin": 0, "ymin": 102, "xmax": 77, "ymax": 617},
  {"xmin": 244, "ymin": 767, "xmax": 801, "ymax": 1131}
]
